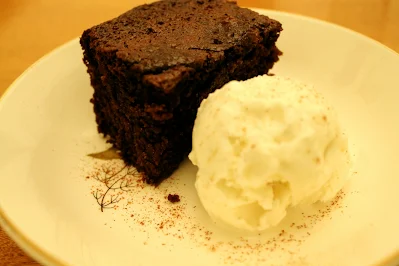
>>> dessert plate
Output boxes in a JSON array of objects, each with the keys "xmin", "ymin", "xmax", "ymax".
[{"xmin": 0, "ymin": 9, "xmax": 399, "ymax": 266}]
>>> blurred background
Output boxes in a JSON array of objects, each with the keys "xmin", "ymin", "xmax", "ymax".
[
  {"xmin": 0, "ymin": 0, "xmax": 398, "ymax": 265},
  {"xmin": 0, "ymin": 0, "xmax": 398, "ymax": 94}
]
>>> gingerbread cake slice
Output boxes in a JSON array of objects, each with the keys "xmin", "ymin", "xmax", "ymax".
[{"xmin": 80, "ymin": 0, "xmax": 282, "ymax": 184}]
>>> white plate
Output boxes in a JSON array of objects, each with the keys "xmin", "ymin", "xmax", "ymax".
[{"xmin": 0, "ymin": 9, "xmax": 398, "ymax": 266}]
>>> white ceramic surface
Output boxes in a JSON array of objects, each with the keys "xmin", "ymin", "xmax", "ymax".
[{"xmin": 0, "ymin": 9, "xmax": 398, "ymax": 266}]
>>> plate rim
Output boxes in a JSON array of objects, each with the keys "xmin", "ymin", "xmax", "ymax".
[
  {"xmin": 0, "ymin": 8, "xmax": 398, "ymax": 266},
  {"xmin": 0, "ymin": 37, "xmax": 77, "ymax": 266}
]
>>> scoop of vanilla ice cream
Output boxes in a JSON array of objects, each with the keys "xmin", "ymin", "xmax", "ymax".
[{"xmin": 189, "ymin": 75, "xmax": 351, "ymax": 232}]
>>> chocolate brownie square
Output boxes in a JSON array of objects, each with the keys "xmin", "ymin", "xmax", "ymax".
[{"xmin": 80, "ymin": 0, "xmax": 282, "ymax": 184}]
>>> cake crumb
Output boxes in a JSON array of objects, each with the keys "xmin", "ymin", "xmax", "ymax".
[{"xmin": 167, "ymin": 194, "xmax": 180, "ymax": 203}]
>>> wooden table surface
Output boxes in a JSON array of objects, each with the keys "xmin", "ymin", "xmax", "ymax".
[{"xmin": 0, "ymin": 0, "xmax": 398, "ymax": 265}]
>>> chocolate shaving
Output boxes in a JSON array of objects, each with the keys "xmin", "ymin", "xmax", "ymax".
[{"xmin": 88, "ymin": 147, "xmax": 121, "ymax": 160}]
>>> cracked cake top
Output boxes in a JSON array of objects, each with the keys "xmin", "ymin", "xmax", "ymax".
[{"xmin": 82, "ymin": 0, "xmax": 282, "ymax": 73}]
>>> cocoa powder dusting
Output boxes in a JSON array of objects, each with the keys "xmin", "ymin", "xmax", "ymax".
[{"xmin": 84, "ymin": 159, "xmax": 356, "ymax": 265}]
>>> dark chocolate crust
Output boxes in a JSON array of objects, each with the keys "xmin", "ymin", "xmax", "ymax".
[{"xmin": 80, "ymin": 0, "xmax": 282, "ymax": 184}]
